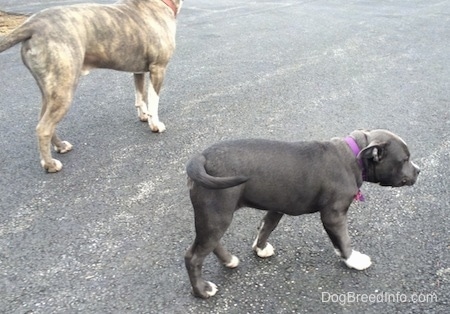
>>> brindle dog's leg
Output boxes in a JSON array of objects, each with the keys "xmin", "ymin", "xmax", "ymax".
[
  {"xmin": 35, "ymin": 86, "xmax": 75, "ymax": 172},
  {"xmin": 22, "ymin": 39, "xmax": 78, "ymax": 172},
  {"xmin": 147, "ymin": 64, "xmax": 166, "ymax": 133},
  {"xmin": 133, "ymin": 73, "xmax": 149, "ymax": 122},
  {"xmin": 36, "ymin": 95, "xmax": 74, "ymax": 172}
]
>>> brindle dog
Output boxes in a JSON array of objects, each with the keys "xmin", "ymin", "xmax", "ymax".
[{"xmin": 0, "ymin": 0, "xmax": 183, "ymax": 172}]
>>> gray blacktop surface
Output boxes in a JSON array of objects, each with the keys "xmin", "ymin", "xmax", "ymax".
[{"xmin": 0, "ymin": 0, "xmax": 449, "ymax": 313}]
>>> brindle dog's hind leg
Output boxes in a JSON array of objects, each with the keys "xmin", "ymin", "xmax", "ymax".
[
  {"xmin": 35, "ymin": 90, "xmax": 75, "ymax": 172},
  {"xmin": 22, "ymin": 39, "xmax": 78, "ymax": 172}
]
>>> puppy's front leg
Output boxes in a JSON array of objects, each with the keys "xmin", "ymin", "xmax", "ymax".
[
  {"xmin": 320, "ymin": 210, "xmax": 372, "ymax": 270},
  {"xmin": 252, "ymin": 211, "xmax": 284, "ymax": 258},
  {"xmin": 147, "ymin": 64, "xmax": 166, "ymax": 133}
]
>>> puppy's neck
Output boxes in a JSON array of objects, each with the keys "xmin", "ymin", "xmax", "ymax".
[{"xmin": 344, "ymin": 136, "xmax": 366, "ymax": 181}]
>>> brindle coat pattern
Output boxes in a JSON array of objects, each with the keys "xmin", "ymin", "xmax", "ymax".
[{"xmin": 0, "ymin": 0, "xmax": 183, "ymax": 172}]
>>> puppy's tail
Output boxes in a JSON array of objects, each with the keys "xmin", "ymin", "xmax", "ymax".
[
  {"xmin": 186, "ymin": 154, "xmax": 249, "ymax": 189},
  {"xmin": 0, "ymin": 18, "xmax": 33, "ymax": 53}
]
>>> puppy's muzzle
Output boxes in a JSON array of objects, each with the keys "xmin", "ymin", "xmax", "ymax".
[{"xmin": 399, "ymin": 162, "xmax": 421, "ymax": 187}]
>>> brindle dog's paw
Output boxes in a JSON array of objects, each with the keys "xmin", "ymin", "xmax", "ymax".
[
  {"xmin": 139, "ymin": 113, "xmax": 149, "ymax": 122},
  {"xmin": 344, "ymin": 250, "xmax": 372, "ymax": 270},
  {"xmin": 149, "ymin": 121, "xmax": 166, "ymax": 133},
  {"xmin": 41, "ymin": 159, "xmax": 63, "ymax": 173},
  {"xmin": 54, "ymin": 141, "xmax": 73, "ymax": 154},
  {"xmin": 193, "ymin": 281, "xmax": 218, "ymax": 299}
]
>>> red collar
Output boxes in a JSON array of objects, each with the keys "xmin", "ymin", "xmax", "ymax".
[{"xmin": 161, "ymin": 0, "xmax": 178, "ymax": 17}]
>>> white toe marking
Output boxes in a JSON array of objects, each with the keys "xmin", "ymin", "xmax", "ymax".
[
  {"xmin": 53, "ymin": 141, "xmax": 73, "ymax": 153},
  {"xmin": 334, "ymin": 249, "xmax": 342, "ymax": 257},
  {"xmin": 255, "ymin": 242, "xmax": 274, "ymax": 258},
  {"xmin": 252, "ymin": 226, "xmax": 275, "ymax": 258},
  {"xmin": 53, "ymin": 159, "xmax": 63, "ymax": 171},
  {"xmin": 206, "ymin": 281, "xmax": 218, "ymax": 297},
  {"xmin": 41, "ymin": 159, "xmax": 63, "ymax": 172},
  {"xmin": 149, "ymin": 120, "xmax": 166, "ymax": 133},
  {"xmin": 224, "ymin": 255, "xmax": 239, "ymax": 268},
  {"xmin": 62, "ymin": 141, "xmax": 73, "ymax": 150},
  {"xmin": 344, "ymin": 250, "xmax": 372, "ymax": 270},
  {"xmin": 252, "ymin": 222, "xmax": 275, "ymax": 257}
]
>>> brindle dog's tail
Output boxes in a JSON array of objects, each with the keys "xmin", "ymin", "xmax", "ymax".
[
  {"xmin": 0, "ymin": 19, "xmax": 33, "ymax": 53},
  {"xmin": 186, "ymin": 154, "xmax": 249, "ymax": 189}
]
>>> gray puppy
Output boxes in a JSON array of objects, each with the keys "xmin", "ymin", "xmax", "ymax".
[
  {"xmin": 0, "ymin": 0, "xmax": 183, "ymax": 172},
  {"xmin": 185, "ymin": 129, "xmax": 420, "ymax": 298}
]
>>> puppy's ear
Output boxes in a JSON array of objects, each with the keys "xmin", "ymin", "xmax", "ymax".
[{"xmin": 358, "ymin": 142, "xmax": 387, "ymax": 162}]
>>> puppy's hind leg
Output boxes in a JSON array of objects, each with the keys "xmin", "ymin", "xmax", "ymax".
[
  {"xmin": 185, "ymin": 241, "xmax": 219, "ymax": 299},
  {"xmin": 252, "ymin": 211, "xmax": 284, "ymax": 258},
  {"xmin": 185, "ymin": 191, "xmax": 236, "ymax": 298},
  {"xmin": 133, "ymin": 73, "xmax": 149, "ymax": 122}
]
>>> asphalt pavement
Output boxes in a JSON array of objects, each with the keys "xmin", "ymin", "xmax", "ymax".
[{"xmin": 0, "ymin": 0, "xmax": 449, "ymax": 313}]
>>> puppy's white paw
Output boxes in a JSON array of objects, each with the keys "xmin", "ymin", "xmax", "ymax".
[
  {"xmin": 206, "ymin": 281, "xmax": 218, "ymax": 297},
  {"xmin": 254, "ymin": 242, "xmax": 275, "ymax": 258},
  {"xmin": 149, "ymin": 120, "xmax": 166, "ymax": 133},
  {"xmin": 224, "ymin": 255, "xmax": 240, "ymax": 268},
  {"xmin": 344, "ymin": 250, "xmax": 372, "ymax": 270}
]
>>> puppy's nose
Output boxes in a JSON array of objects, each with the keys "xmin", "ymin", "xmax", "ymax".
[{"xmin": 412, "ymin": 161, "xmax": 420, "ymax": 174}]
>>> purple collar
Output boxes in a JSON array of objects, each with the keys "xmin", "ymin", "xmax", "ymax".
[
  {"xmin": 344, "ymin": 136, "xmax": 363, "ymax": 169},
  {"xmin": 345, "ymin": 136, "xmax": 366, "ymax": 201},
  {"xmin": 345, "ymin": 136, "xmax": 367, "ymax": 181}
]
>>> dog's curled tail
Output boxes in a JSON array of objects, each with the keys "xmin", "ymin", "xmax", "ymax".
[
  {"xmin": 186, "ymin": 154, "xmax": 249, "ymax": 189},
  {"xmin": 0, "ymin": 21, "xmax": 33, "ymax": 53}
]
